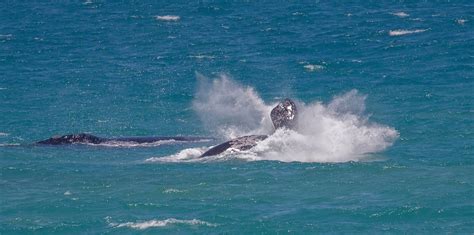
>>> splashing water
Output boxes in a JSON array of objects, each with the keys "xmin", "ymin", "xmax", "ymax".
[
  {"xmin": 154, "ymin": 75, "xmax": 398, "ymax": 163},
  {"xmin": 192, "ymin": 74, "xmax": 274, "ymax": 139},
  {"xmin": 253, "ymin": 90, "xmax": 399, "ymax": 162}
]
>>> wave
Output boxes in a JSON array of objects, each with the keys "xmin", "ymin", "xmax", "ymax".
[
  {"xmin": 148, "ymin": 75, "xmax": 399, "ymax": 163},
  {"xmin": 389, "ymin": 29, "xmax": 427, "ymax": 36},
  {"xmin": 108, "ymin": 218, "xmax": 216, "ymax": 230}
]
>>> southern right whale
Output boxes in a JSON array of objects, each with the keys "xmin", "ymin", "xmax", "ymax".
[
  {"xmin": 200, "ymin": 98, "xmax": 297, "ymax": 157},
  {"xmin": 37, "ymin": 133, "xmax": 212, "ymax": 145}
]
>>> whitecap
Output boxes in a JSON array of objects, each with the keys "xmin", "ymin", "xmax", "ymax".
[
  {"xmin": 155, "ymin": 15, "xmax": 180, "ymax": 21},
  {"xmin": 189, "ymin": 55, "xmax": 215, "ymax": 59},
  {"xmin": 391, "ymin": 12, "xmax": 409, "ymax": 18},
  {"xmin": 456, "ymin": 19, "xmax": 468, "ymax": 25},
  {"xmin": 0, "ymin": 132, "xmax": 9, "ymax": 137},
  {"xmin": 110, "ymin": 218, "xmax": 216, "ymax": 230},
  {"xmin": 304, "ymin": 64, "xmax": 325, "ymax": 72},
  {"xmin": 389, "ymin": 29, "xmax": 427, "ymax": 36},
  {"xmin": 163, "ymin": 188, "xmax": 186, "ymax": 193}
]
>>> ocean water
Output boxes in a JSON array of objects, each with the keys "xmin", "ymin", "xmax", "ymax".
[{"xmin": 1, "ymin": 1, "xmax": 473, "ymax": 233}]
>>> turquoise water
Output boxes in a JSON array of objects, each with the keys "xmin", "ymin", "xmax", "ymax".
[{"xmin": 1, "ymin": 1, "xmax": 473, "ymax": 233}]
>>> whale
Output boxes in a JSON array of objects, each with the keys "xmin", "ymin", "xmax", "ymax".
[
  {"xmin": 199, "ymin": 98, "xmax": 297, "ymax": 157},
  {"xmin": 37, "ymin": 133, "xmax": 212, "ymax": 145}
]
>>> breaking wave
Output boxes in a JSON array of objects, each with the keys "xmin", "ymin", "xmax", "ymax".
[{"xmin": 149, "ymin": 75, "xmax": 398, "ymax": 163}]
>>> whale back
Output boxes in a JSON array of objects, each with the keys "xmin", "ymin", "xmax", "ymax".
[
  {"xmin": 37, "ymin": 133, "xmax": 104, "ymax": 145},
  {"xmin": 270, "ymin": 98, "xmax": 297, "ymax": 129}
]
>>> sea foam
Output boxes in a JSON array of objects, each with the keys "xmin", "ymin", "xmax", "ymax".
[{"xmin": 149, "ymin": 75, "xmax": 398, "ymax": 163}]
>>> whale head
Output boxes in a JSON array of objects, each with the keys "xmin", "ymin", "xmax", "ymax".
[{"xmin": 270, "ymin": 98, "xmax": 297, "ymax": 130}]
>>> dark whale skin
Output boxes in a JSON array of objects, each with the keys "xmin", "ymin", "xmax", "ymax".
[
  {"xmin": 37, "ymin": 133, "xmax": 212, "ymax": 145},
  {"xmin": 199, "ymin": 135, "xmax": 268, "ymax": 157}
]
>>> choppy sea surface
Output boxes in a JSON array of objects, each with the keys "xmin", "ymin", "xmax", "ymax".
[{"xmin": 1, "ymin": 1, "xmax": 473, "ymax": 233}]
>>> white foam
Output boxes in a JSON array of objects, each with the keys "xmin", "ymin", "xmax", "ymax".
[
  {"xmin": 146, "ymin": 147, "xmax": 208, "ymax": 162},
  {"xmin": 391, "ymin": 12, "xmax": 409, "ymax": 18},
  {"xmin": 155, "ymin": 15, "xmax": 180, "ymax": 21},
  {"xmin": 0, "ymin": 143, "xmax": 20, "ymax": 146},
  {"xmin": 64, "ymin": 191, "xmax": 72, "ymax": 196},
  {"xmin": 0, "ymin": 132, "xmax": 9, "ymax": 137},
  {"xmin": 110, "ymin": 218, "xmax": 216, "ymax": 230},
  {"xmin": 389, "ymin": 29, "xmax": 427, "ymax": 36}
]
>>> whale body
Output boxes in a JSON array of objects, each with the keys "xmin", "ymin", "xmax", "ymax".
[
  {"xmin": 199, "ymin": 98, "xmax": 297, "ymax": 157},
  {"xmin": 37, "ymin": 133, "xmax": 212, "ymax": 145}
]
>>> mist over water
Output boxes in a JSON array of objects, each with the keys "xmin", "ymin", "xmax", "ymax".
[{"xmin": 158, "ymin": 75, "xmax": 399, "ymax": 163}]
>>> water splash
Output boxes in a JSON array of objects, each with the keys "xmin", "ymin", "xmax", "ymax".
[
  {"xmin": 192, "ymin": 74, "xmax": 274, "ymax": 139},
  {"xmin": 155, "ymin": 75, "xmax": 398, "ymax": 163},
  {"xmin": 253, "ymin": 90, "xmax": 399, "ymax": 162}
]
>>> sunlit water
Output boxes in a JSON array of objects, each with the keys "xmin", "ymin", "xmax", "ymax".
[{"xmin": 1, "ymin": 1, "xmax": 473, "ymax": 233}]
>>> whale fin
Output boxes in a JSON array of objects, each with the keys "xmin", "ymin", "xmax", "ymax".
[
  {"xmin": 271, "ymin": 98, "xmax": 297, "ymax": 129},
  {"xmin": 200, "ymin": 135, "xmax": 267, "ymax": 157}
]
